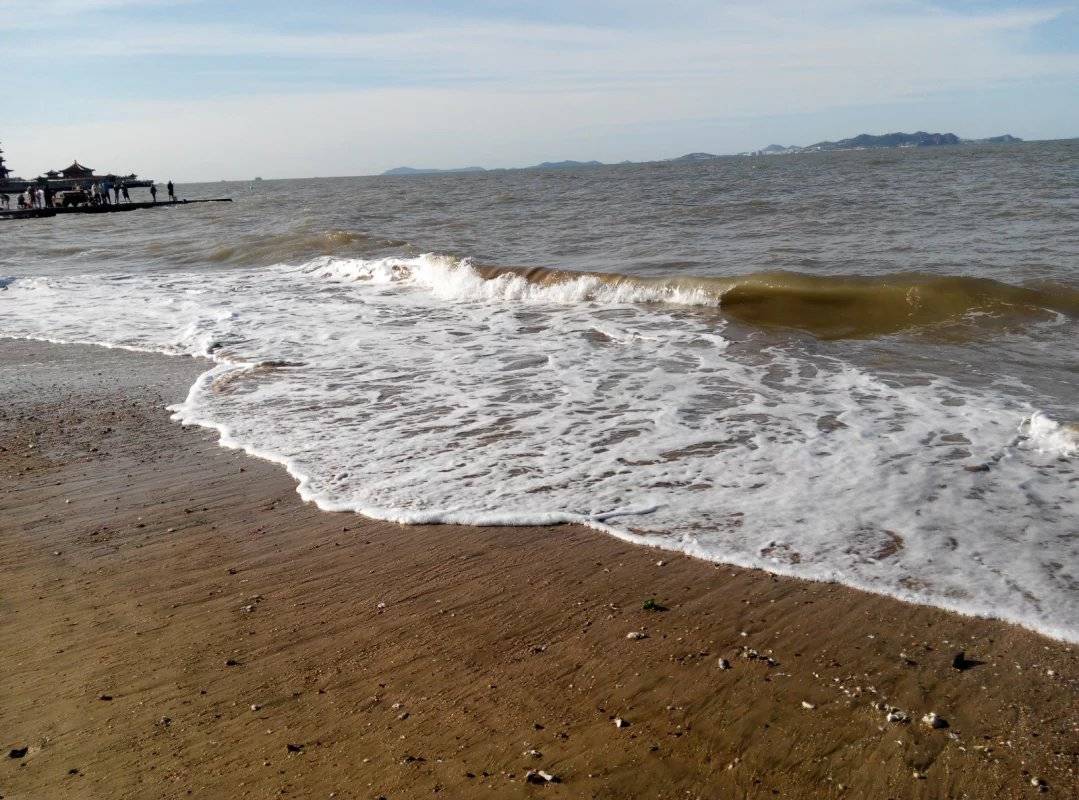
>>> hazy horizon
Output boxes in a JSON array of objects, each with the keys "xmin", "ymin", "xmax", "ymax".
[
  {"xmin": 3, "ymin": 0, "xmax": 1078, "ymax": 182},
  {"xmin": 167, "ymin": 134, "xmax": 1068, "ymax": 184}
]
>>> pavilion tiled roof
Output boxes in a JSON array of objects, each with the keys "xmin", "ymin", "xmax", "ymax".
[{"xmin": 61, "ymin": 161, "xmax": 95, "ymax": 176}]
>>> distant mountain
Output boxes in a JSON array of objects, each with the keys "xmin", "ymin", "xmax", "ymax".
[
  {"xmin": 804, "ymin": 131, "xmax": 960, "ymax": 151},
  {"xmin": 381, "ymin": 166, "xmax": 486, "ymax": 176},
  {"xmin": 668, "ymin": 152, "xmax": 721, "ymax": 162},
  {"xmin": 381, "ymin": 160, "xmax": 606, "ymax": 176},
  {"xmin": 382, "ymin": 132, "xmax": 1027, "ymax": 176},
  {"xmin": 384, "ymin": 154, "xmax": 720, "ymax": 176},
  {"xmin": 753, "ymin": 131, "xmax": 1023, "ymax": 155},
  {"xmin": 966, "ymin": 134, "xmax": 1024, "ymax": 144},
  {"xmin": 530, "ymin": 160, "xmax": 604, "ymax": 170}
]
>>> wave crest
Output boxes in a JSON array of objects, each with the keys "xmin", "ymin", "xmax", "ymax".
[{"xmin": 301, "ymin": 255, "xmax": 1079, "ymax": 339}]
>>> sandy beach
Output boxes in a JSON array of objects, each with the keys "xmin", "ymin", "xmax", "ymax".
[{"xmin": 1, "ymin": 339, "xmax": 1075, "ymax": 799}]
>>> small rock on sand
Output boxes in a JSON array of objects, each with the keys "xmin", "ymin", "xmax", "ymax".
[
  {"xmin": 626, "ymin": 631, "xmax": 647, "ymax": 640},
  {"xmin": 921, "ymin": 712, "xmax": 948, "ymax": 729},
  {"xmin": 286, "ymin": 743, "xmax": 304, "ymax": 753},
  {"xmin": 525, "ymin": 770, "xmax": 559, "ymax": 784},
  {"xmin": 9, "ymin": 746, "xmax": 28, "ymax": 759},
  {"xmin": 614, "ymin": 717, "xmax": 628, "ymax": 728},
  {"xmin": 801, "ymin": 701, "xmax": 816, "ymax": 710},
  {"xmin": 718, "ymin": 658, "xmax": 731, "ymax": 670}
]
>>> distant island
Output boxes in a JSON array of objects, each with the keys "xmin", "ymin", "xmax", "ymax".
[
  {"xmin": 382, "ymin": 166, "xmax": 486, "ymax": 176},
  {"xmin": 381, "ymin": 132, "xmax": 1024, "ymax": 175},
  {"xmin": 667, "ymin": 152, "xmax": 722, "ymax": 162},
  {"xmin": 382, "ymin": 160, "xmax": 605, "ymax": 176},
  {"xmin": 750, "ymin": 131, "xmax": 1022, "ymax": 155}
]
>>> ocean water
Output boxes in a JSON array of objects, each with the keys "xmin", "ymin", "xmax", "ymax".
[{"xmin": 2, "ymin": 142, "xmax": 1077, "ymax": 641}]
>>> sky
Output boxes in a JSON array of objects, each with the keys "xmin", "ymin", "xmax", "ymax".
[{"xmin": 2, "ymin": 0, "xmax": 1078, "ymax": 181}]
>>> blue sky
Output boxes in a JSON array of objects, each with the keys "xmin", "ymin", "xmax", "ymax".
[{"xmin": 2, "ymin": 0, "xmax": 1077, "ymax": 180}]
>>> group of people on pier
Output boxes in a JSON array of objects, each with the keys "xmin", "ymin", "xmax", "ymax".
[{"xmin": 1, "ymin": 179, "xmax": 176, "ymax": 210}]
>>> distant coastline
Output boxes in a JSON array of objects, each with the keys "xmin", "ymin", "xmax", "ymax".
[
  {"xmin": 382, "ymin": 159, "xmax": 609, "ymax": 176},
  {"xmin": 381, "ymin": 130, "xmax": 1025, "ymax": 175},
  {"xmin": 753, "ymin": 131, "xmax": 1022, "ymax": 155}
]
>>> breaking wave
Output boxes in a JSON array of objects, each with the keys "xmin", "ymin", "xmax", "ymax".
[{"xmin": 307, "ymin": 254, "xmax": 1079, "ymax": 339}]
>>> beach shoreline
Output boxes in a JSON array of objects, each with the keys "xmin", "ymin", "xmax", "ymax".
[{"xmin": 1, "ymin": 339, "xmax": 1075, "ymax": 799}]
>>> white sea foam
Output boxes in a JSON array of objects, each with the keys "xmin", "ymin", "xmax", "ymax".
[
  {"xmin": 1022, "ymin": 411, "xmax": 1079, "ymax": 457},
  {"xmin": 304, "ymin": 254, "xmax": 723, "ymax": 306},
  {"xmin": 2, "ymin": 255, "xmax": 1076, "ymax": 642}
]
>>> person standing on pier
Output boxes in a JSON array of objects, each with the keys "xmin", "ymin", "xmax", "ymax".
[
  {"xmin": 150, "ymin": 183, "xmax": 157, "ymax": 203},
  {"xmin": 113, "ymin": 182, "xmax": 121, "ymax": 204},
  {"xmin": 167, "ymin": 180, "xmax": 175, "ymax": 201},
  {"xmin": 35, "ymin": 186, "xmax": 46, "ymax": 210},
  {"xmin": 121, "ymin": 181, "xmax": 130, "ymax": 203}
]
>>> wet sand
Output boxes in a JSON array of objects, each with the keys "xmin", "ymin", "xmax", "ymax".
[{"xmin": 1, "ymin": 339, "xmax": 1075, "ymax": 799}]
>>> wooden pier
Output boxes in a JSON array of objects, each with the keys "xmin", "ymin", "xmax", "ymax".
[{"xmin": 0, "ymin": 198, "xmax": 232, "ymax": 221}]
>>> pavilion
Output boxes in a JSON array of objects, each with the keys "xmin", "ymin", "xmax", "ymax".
[{"xmin": 58, "ymin": 161, "xmax": 95, "ymax": 179}]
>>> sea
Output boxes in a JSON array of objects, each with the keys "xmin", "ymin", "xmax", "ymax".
[{"xmin": 2, "ymin": 141, "xmax": 1077, "ymax": 641}]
